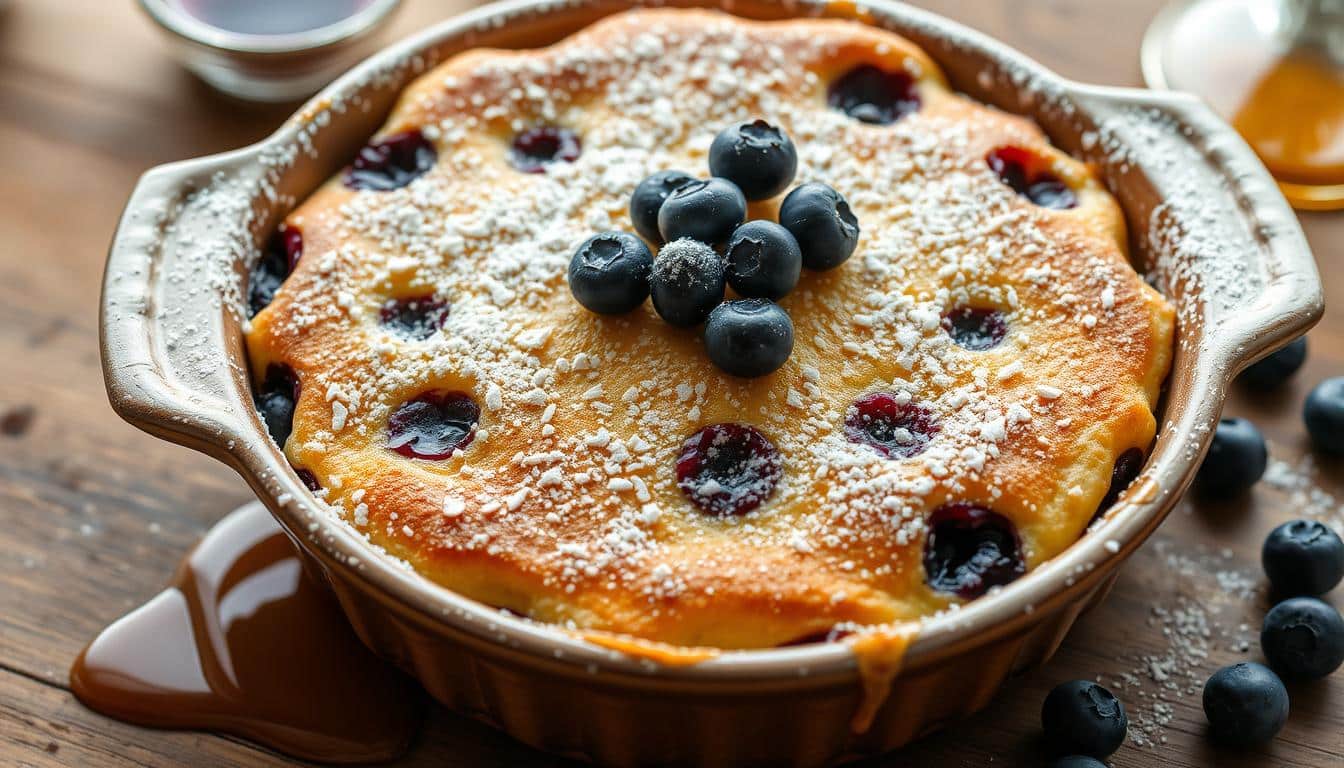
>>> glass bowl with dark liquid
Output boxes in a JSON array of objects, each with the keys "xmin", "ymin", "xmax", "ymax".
[{"xmin": 139, "ymin": 0, "xmax": 402, "ymax": 102}]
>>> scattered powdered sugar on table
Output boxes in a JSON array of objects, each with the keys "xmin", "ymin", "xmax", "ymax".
[{"xmin": 1106, "ymin": 538, "xmax": 1261, "ymax": 748}]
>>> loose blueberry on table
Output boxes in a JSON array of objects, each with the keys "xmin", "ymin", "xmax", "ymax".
[
  {"xmin": 567, "ymin": 231, "xmax": 653, "ymax": 315},
  {"xmin": 675, "ymin": 423, "xmax": 782, "ymax": 516},
  {"xmin": 703, "ymin": 299, "xmax": 795, "ymax": 379},
  {"xmin": 1261, "ymin": 596, "xmax": 1344, "ymax": 680},
  {"xmin": 508, "ymin": 126, "xmax": 581, "ymax": 173},
  {"xmin": 343, "ymin": 129, "xmax": 437, "ymax": 191},
  {"xmin": 657, "ymin": 177, "xmax": 747, "ymax": 245},
  {"xmin": 778, "ymin": 182, "xmax": 861, "ymax": 271},
  {"xmin": 708, "ymin": 119, "xmax": 799, "ymax": 201},
  {"xmin": 922, "ymin": 503, "xmax": 1024, "ymax": 598},
  {"xmin": 723, "ymin": 220, "xmax": 802, "ymax": 300},
  {"xmin": 1048, "ymin": 758, "xmax": 1107, "ymax": 768},
  {"xmin": 1304, "ymin": 377, "xmax": 1344, "ymax": 454},
  {"xmin": 826, "ymin": 64, "xmax": 921, "ymax": 124},
  {"xmin": 1041, "ymin": 680, "xmax": 1128, "ymax": 759},
  {"xmin": 1202, "ymin": 662, "xmax": 1289, "ymax": 746},
  {"xmin": 1262, "ymin": 519, "xmax": 1344, "ymax": 597},
  {"xmin": 629, "ymin": 169, "xmax": 695, "ymax": 244},
  {"xmin": 650, "ymin": 239, "xmax": 726, "ymax": 328},
  {"xmin": 1239, "ymin": 335, "xmax": 1308, "ymax": 390},
  {"xmin": 386, "ymin": 391, "xmax": 480, "ymax": 460},
  {"xmin": 1193, "ymin": 417, "xmax": 1267, "ymax": 497}
]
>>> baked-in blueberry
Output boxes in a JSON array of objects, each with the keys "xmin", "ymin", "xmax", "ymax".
[
  {"xmin": 1262, "ymin": 519, "xmax": 1344, "ymax": 596},
  {"xmin": 1193, "ymin": 417, "xmax": 1267, "ymax": 497},
  {"xmin": 1048, "ymin": 758, "xmax": 1107, "ymax": 768},
  {"xmin": 387, "ymin": 391, "xmax": 480, "ymax": 460},
  {"xmin": 247, "ymin": 226, "xmax": 303, "ymax": 317},
  {"xmin": 568, "ymin": 232, "xmax": 654, "ymax": 315},
  {"xmin": 703, "ymin": 299, "xmax": 794, "ymax": 378},
  {"xmin": 650, "ymin": 238, "xmax": 725, "ymax": 327},
  {"xmin": 255, "ymin": 364, "xmax": 300, "ymax": 447},
  {"xmin": 380, "ymin": 295, "xmax": 450, "ymax": 340},
  {"xmin": 630, "ymin": 170, "xmax": 695, "ymax": 243},
  {"xmin": 987, "ymin": 147, "xmax": 1078, "ymax": 210},
  {"xmin": 657, "ymin": 177, "xmax": 747, "ymax": 245},
  {"xmin": 1304, "ymin": 377, "xmax": 1344, "ymax": 454},
  {"xmin": 1041, "ymin": 680, "xmax": 1128, "ymax": 759},
  {"xmin": 676, "ymin": 423, "xmax": 782, "ymax": 515},
  {"xmin": 1202, "ymin": 662, "xmax": 1289, "ymax": 746},
  {"xmin": 723, "ymin": 221, "xmax": 802, "ymax": 300},
  {"xmin": 826, "ymin": 65, "xmax": 921, "ymax": 124},
  {"xmin": 508, "ymin": 126, "xmax": 581, "ymax": 173},
  {"xmin": 708, "ymin": 120, "xmax": 798, "ymax": 201},
  {"xmin": 1240, "ymin": 336, "xmax": 1307, "ymax": 390},
  {"xmin": 344, "ymin": 130, "xmax": 437, "ymax": 191},
  {"xmin": 923, "ymin": 504, "xmax": 1024, "ymax": 598},
  {"xmin": 1261, "ymin": 596, "xmax": 1344, "ymax": 680},
  {"xmin": 778, "ymin": 182, "xmax": 860, "ymax": 271},
  {"xmin": 941, "ymin": 306, "xmax": 1007, "ymax": 350},
  {"xmin": 844, "ymin": 393, "xmax": 938, "ymax": 459},
  {"xmin": 1095, "ymin": 447, "xmax": 1145, "ymax": 518}
]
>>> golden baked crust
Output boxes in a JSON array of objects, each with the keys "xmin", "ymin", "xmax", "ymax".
[{"xmin": 245, "ymin": 9, "xmax": 1174, "ymax": 649}]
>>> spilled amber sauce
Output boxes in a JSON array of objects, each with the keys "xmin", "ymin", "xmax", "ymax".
[
  {"xmin": 70, "ymin": 503, "xmax": 422, "ymax": 764},
  {"xmin": 847, "ymin": 623, "xmax": 919, "ymax": 733},
  {"xmin": 579, "ymin": 630, "xmax": 722, "ymax": 666}
]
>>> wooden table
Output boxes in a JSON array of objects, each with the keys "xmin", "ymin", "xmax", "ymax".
[{"xmin": 1, "ymin": 1, "xmax": 1341, "ymax": 765}]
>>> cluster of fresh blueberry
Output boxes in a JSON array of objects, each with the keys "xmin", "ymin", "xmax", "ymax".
[
  {"xmin": 1200, "ymin": 517, "xmax": 1344, "ymax": 748},
  {"xmin": 567, "ymin": 119, "xmax": 860, "ymax": 377},
  {"xmin": 1038, "ymin": 514, "xmax": 1344, "ymax": 766}
]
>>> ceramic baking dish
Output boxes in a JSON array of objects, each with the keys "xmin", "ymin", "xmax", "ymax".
[{"xmin": 100, "ymin": 1, "xmax": 1323, "ymax": 765}]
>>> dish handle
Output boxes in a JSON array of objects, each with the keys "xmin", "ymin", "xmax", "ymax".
[
  {"xmin": 100, "ymin": 147, "xmax": 269, "ymax": 460},
  {"xmin": 1071, "ymin": 86, "xmax": 1323, "ymax": 377}
]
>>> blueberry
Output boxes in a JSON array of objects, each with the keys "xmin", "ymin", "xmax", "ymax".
[
  {"xmin": 708, "ymin": 120, "xmax": 798, "ymax": 201},
  {"xmin": 826, "ymin": 65, "xmax": 921, "ymax": 124},
  {"xmin": 1240, "ymin": 336, "xmax": 1307, "ymax": 390},
  {"xmin": 657, "ymin": 178, "xmax": 747, "ymax": 245},
  {"xmin": 1202, "ymin": 662, "xmax": 1289, "ymax": 746},
  {"xmin": 923, "ymin": 504, "xmax": 1024, "ymax": 598},
  {"xmin": 1261, "ymin": 596, "xmax": 1344, "ymax": 680},
  {"xmin": 703, "ymin": 299, "xmax": 794, "ymax": 378},
  {"xmin": 650, "ymin": 239, "xmax": 725, "ymax": 327},
  {"xmin": 1304, "ymin": 377, "xmax": 1344, "ymax": 454},
  {"xmin": 1194, "ymin": 417, "xmax": 1267, "ymax": 497},
  {"xmin": 1041, "ymin": 680, "xmax": 1128, "ymax": 759},
  {"xmin": 630, "ymin": 170, "xmax": 695, "ymax": 244},
  {"xmin": 567, "ymin": 232, "xmax": 653, "ymax": 315},
  {"xmin": 778, "ymin": 183, "xmax": 860, "ymax": 271},
  {"xmin": 723, "ymin": 221, "xmax": 802, "ymax": 300},
  {"xmin": 344, "ymin": 130, "xmax": 437, "ymax": 191},
  {"xmin": 1262, "ymin": 520, "xmax": 1344, "ymax": 596},
  {"xmin": 1048, "ymin": 758, "xmax": 1107, "ymax": 768},
  {"xmin": 255, "ymin": 364, "xmax": 299, "ymax": 447}
]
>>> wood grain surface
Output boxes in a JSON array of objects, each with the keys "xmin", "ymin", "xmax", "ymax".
[{"xmin": 1, "ymin": 0, "xmax": 1341, "ymax": 765}]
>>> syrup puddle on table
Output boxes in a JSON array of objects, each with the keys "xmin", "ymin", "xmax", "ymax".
[{"xmin": 70, "ymin": 502, "xmax": 423, "ymax": 764}]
